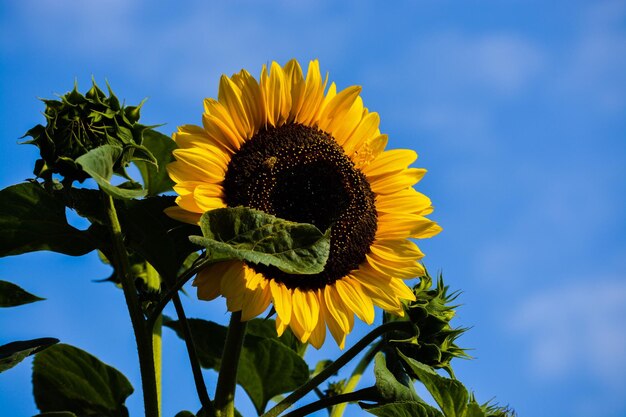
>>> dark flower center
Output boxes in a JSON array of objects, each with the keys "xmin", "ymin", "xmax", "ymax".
[{"xmin": 223, "ymin": 123, "xmax": 377, "ymax": 290}]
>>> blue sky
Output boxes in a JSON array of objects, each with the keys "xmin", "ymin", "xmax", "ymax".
[{"xmin": 1, "ymin": 1, "xmax": 625, "ymax": 416}]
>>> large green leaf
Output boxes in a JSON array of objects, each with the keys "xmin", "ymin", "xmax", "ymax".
[
  {"xmin": 364, "ymin": 402, "xmax": 444, "ymax": 417},
  {"xmin": 399, "ymin": 352, "xmax": 469, "ymax": 417},
  {"xmin": 190, "ymin": 207, "xmax": 330, "ymax": 275},
  {"xmin": 165, "ymin": 318, "xmax": 309, "ymax": 415},
  {"xmin": 361, "ymin": 353, "xmax": 443, "ymax": 417},
  {"xmin": 76, "ymin": 145, "xmax": 146, "ymax": 200},
  {"xmin": 33, "ymin": 343, "xmax": 134, "ymax": 417},
  {"xmin": 135, "ymin": 129, "xmax": 177, "ymax": 196},
  {"xmin": 0, "ymin": 183, "xmax": 98, "ymax": 257},
  {"xmin": 372, "ymin": 353, "xmax": 420, "ymax": 403},
  {"xmin": 0, "ymin": 337, "xmax": 58, "ymax": 373},
  {"xmin": 0, "ymin": 280, "xmax": 44, "ymax": 307}
]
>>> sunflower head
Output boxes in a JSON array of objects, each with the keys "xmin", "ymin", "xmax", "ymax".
[
  {"xmin": 167, "ymin": 59, "xmax": 442, "ymax": 348},
  {"xmin": 385, "ymin": 271, "xmax": 469, "ymax": 375},
  {"xmin": 23, "ymin": 81, "xmax": 147, "ymax": 182}
]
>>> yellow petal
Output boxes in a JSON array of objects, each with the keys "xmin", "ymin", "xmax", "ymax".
[
  {"xmin": 270, "ymin": 280, "xmax": 293, "ymax": 325},
  {"xmin": 218, "ymin": 75, "xmax": 252, "ymax": 139},
  {"xmin": 164, "ymin": 206, "xmax": 202, "ymax": 225},
  {"xmin": 376, "ymin": 188, "xmax": 433, "ymax": 216},
  {"xmin": 363, "ymin": 149, "xmax": 418, "ymax": 178},
  {"xmin": 335, "ymin": 278, "xmax": 375, "ymax": 324},
  {"xmin": 369, "ymin": 168, "xmax": 426, "ymax": 195},
  {"xmin": 290, "ymin": 289, "xmax": 320, "ymax": 341},
  {"xmin": 193, "ymin": 267, "xmax": 222, "ymax": 301}
]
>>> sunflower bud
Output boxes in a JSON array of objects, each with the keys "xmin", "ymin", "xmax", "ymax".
[
  {"xmin": 384, "ymin": 271, "xmax": 469, "ymax": 376},
  {"xmin": 23, "ymin": 81, "xmax": 147, "ymax": 183}
]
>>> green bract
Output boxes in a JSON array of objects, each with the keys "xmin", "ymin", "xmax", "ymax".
[
  {"xmin": 23, "ymin": 81, "xmax": 151, "ymax": 183},
  {"xmin": 385, "ymin": 272, "xmax": 469, "ymax": 376}
]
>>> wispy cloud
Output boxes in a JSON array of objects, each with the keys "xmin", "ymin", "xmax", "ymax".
[{"xmin": 511, "ymin": 279, "xmax": 626, "ymax": 386}]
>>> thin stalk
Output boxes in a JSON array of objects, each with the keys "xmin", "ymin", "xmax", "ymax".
[
  {"xmin": 146, "ymin": 263, "xmax": 163, "ymax": 416},
  {"xmin": 262, "ymin": 321, "xmax": 414, "ymax": 417},
  {"xmin": 172, "ymin": 292, "xmax": 215, "ymax": 415},
  {"xmin": 282, "ymin": 387, "xmax": 381, "ymax": 417},
  {"xmin": 214, "ymin": 311, "xmax": 247, "ymax": 417},
  {"xmin": 330, "ymin": 340, "xmax": 382, "ymax": 417},
  {"xmin": 152, "ymin": 314, "xmax": 162, "ymax": 416},
  {"xmin": 103, "ymin": 194, "xmax": 159, "ymax": 417}
]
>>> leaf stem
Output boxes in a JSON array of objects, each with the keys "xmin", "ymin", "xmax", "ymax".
[
  {"xmin": 103, "ymin": 194, "xmax": 159, "ymax": 417},
  {"xmin": 171, "ymin": 292, "xmax": 215, "ymax": 415},
  {"xmin": 262, "ymin": 321, "xmax": 414, "ymax": 417},
  {"xmin": 282, "ymin": 387, "xmax": 381, "ymax": 417},
  {"xmin": 214, "ymin": 311, "xmax": 248, "ymax": 417},
  {"xmin": 329, "ymin": 340, "xmax": 382, "ymax": 417}
]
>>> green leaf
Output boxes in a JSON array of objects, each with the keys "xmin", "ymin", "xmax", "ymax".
[
  {"xmin": 174, "ymin": 412, "xmax": 196, "ymax": 417},
  {"xmin": 120, "ymin": 196, "xmax": 200, "ymax": 280},
  {"xmin": 398, "ymin": 351, "xmax": 469, "ymax": 417},
  {"xmin": 373, "ymin": 352, "xmax": 419, "ymax": 403},
  {"xmin": 0, "ymin": 280, "xmax": 44, "ymax": 307},
  {"xmin": 135, "ymin": 129, "xmax": 177, "ymax": 196},
  {"xmin": 245, "ymin": 318, "xmax": 307, "ymax": 356},
  {"xmin": 190, "ymin": 207, "xmax": 330, "ymax": 275},
  {"xmin": 33, "ymin": 343, "xmax": 134, "ymax": 417},
  {"xmin": 34, "ymin": 413, "xmax": 79, "ymax": 417},
  {"xmin": 0, "ymin": 338, "xmax": 58, "ymax": 373},
  {"xmin": 0, "ymin": 183, "xmax": 98, "ymax": 257},
  {"xmin": 165, "ymin": 318, "xmax": 309, "ymax": 415},
  {"xmin": 76, "ymin": 145, "xmax": 146, "ymax": 200},
  {"xmin": 363, "ymin": 402, "xmax": 444, "ymax": 417}
]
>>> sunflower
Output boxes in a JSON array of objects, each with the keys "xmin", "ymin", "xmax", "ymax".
[{"xmin": 166, "ymin": 59, "xmax": 441, "ymax": 349}]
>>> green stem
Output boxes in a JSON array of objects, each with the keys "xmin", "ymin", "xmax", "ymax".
[
  {"xmin": 262, "ymin": 321, "xmax": 414, "ymax": 417},
  {"xmin": 172, "ymin": 292, "xmax": 215, "ymax": 415},
  {"xmin": 146, "ymin": 263, "xmax": 162, "ymax": 416},
  {"xmin": 330, "ymin": 340, "xmax": 382, "ymax": 417},
  {"xmin": 283, "ymin": 387, "xmax": 381, "ymax": 417},
  {"xmin": 103, "ymin": 194, "xmax": 159, "ymax": 417},
  {"xmin": 214, "ymin": 311, "xmax": 247, "ymax": 417}
]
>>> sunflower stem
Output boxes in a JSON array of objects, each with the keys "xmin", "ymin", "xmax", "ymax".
[
  {"xmin": 172, "ymin": 292, "xmax": 215, "ymax": 415},
  {"xmin": 214, "ymin": 311, "xmax": 247, "ymax": 417},
  {"xmin": 103, "ymin": 194, "xmax": 159, "ymax": 417},
  {"xmin": 262, "ymin": 321, "xmax": 414, "ymax": 417},
  {"xmin": 329, "ymin": 340, "xmax": 382, "ymax": 417},
  {"xmin": 282, "ymin": 387, "xmax": 381, "ymax": 417}
]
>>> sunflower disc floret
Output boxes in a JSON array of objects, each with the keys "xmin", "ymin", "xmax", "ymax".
[{"xmin": 167, "ymin": 59, "xmax": 442, "ymax": 348}]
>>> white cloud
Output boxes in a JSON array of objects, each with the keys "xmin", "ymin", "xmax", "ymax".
[
  {"xmin": 552, "ymin": 0, "xmax": 626, "ymax": 113},
  {"xmin": 511, "ymin": 279, "xmax": 626, "ymax": 387}
]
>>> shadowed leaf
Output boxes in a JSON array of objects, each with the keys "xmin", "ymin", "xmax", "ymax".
[
  {"xmin": 0, "ymin": 338, "xmax": 58, "ymax": 373},
  {"xmin": 0, "ymin": 280, "xmax": 44, "ymax": 307},
  {"xmin": 0, "ymin": 183, "xmax": 97, "ymax": 257},
  {"xmin": 165, "ymin": 318, "xmax": 309, "ymax": 415},
  {"xmin": 33, "ymin": 343, "xmax": 133, "ymax": 417}
]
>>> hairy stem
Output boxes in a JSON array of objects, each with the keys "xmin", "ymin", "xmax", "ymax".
[
  {"xmin": 214, "ymin": 311, "xmax": 247, "ymax": 417},
  {"xmin": 330, "ymin": 340, "xmax": 382, "ymax": 417},
  {"xmin": 103, "ymin": 194, "xmax": 159, "ymax": 417},
  {"xmin": 172, "ymin": 292, "xmax": 215, "ymax": 415},
  {"xmin": 262, "ymin": 321, "xmax": 414, "ymax": 417},
  {"xmin": 283, "ymin": 387, "xmax": 381, "ymax": 417}
]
